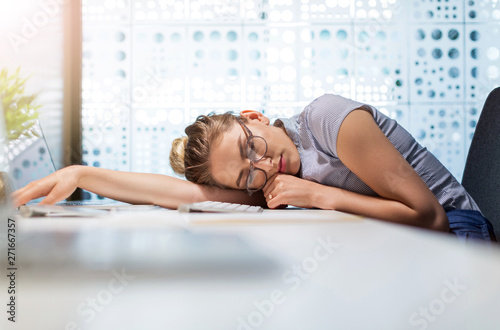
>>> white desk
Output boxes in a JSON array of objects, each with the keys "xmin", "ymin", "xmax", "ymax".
[{"xmin": 1, "ymin": 209, "xmax": 500, "ymax": 330}]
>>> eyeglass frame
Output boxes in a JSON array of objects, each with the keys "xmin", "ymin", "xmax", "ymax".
[{"xmin": 235, "ymin": 116, "xmax": 268, "ymax": 196}]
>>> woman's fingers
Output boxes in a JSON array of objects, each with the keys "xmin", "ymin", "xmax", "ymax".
[
  {"xmin": 263, "ymin": 174, "xmax": 318, "ymax": 209},
  {"xmin": 11, "ymin": 167, "xmax": 80, "ymax": 207},
  {"xmin": 263, "ymin": 174, "xmax": 286, "ymax": 207},
  {"xmin": 38, "ymin": 181, "xmax": 76, "ymax": 205},
  {"xmin": 263, "ymin": 174, "xmax": 291, "ymax": 207},
  {"xmin": 12, "ymin": 176, "xmax": 56, "ymax": 207},
  {"xmin": 12, "ymin": 184, "xmax": 37, "ymax": 207},
  {"xmin": 262, "ymin": 173, "xmax": 278, "ymax": 197},
  {"xmin": 13, "ymin": 186, "xmax": 45, "ymax": 207}
]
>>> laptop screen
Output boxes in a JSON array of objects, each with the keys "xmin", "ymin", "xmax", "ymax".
[{"xmin": 6, "ymin": 120, "xmax": 56, "ymax": 191}]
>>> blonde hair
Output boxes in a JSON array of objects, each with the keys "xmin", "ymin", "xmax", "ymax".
[{"xmin": 170, "ymin": 112, "xmax": 245, "ymax": 186}]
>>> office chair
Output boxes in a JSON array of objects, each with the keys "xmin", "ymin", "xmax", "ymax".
[{"xmin": 462, "ymin": 87, "xmax": 500, "ymax": 241}]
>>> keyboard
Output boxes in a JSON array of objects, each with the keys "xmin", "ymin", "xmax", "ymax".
[
  {"xmin": 56, "ymin": 200, "xmax": 126, "ymax": 206},
  {"xmin": 178, "ymin": 201, "xmax": 264, "ymax": 213}
]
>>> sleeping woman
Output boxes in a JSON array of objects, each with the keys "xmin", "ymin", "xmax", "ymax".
[{"xmin": 12, "ymin": 94, "xmax": 497, "ymax": 243}]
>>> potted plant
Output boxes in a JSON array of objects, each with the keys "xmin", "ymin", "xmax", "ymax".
[
  {"xmin": 0, "ymin": 67, "xmax": 41, "ymax": 203},
  {"xmin": 0, "ymin": 67, "xmax": 41, "ymax": 142}
]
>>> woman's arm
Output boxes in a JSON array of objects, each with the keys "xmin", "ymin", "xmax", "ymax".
[
  {"xmin": 313, "ymin": 184, "xmax": 448, "ymax": 231},
  {"xmin": 334, "ymin": 109, "xmax": 449, "ymax": 231},
  {"xmin": 12, "ymin": 165, "xmax": 267, "ymax": 209},
  {"xmin": 263, "ymin": 109, "xmax": 449, "ymax": 232}
]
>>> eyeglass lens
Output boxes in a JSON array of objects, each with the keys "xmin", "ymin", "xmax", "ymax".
[{"xmin": 246, "ymin": 136, "xmax": 267, "ymax": 190}]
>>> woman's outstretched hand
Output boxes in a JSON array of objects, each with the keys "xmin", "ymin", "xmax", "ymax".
[
  {"xmin": 11, "ymin": 166, "xmax": 80, "ymax": 208},
  {"xmin": 262, "ymin": 173, "xmax": 330, "ymax": 209}
]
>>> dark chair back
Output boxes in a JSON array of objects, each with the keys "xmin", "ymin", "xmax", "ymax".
[{"xmin": 462, "ymin": 87, "xmax": 500, "ymax": 240}]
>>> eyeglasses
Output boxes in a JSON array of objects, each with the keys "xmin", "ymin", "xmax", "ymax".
[{"xmin": 235, "ymin": 117, "xmax": 268, "ymax": 196}]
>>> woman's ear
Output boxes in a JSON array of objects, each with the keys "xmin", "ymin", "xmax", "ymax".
[{"xmin": 240, "ymin": 110, "xmax": 270, "ymax": 125}]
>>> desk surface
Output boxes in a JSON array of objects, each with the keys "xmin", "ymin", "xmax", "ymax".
[{"xmin": 1, "ymin": 208, "xmax": 500, "ymax": 330}]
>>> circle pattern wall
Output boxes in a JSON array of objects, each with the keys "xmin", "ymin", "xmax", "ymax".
[{"xmin": 81, "ymin": 0, "xmax": 500, "ymax": 200}]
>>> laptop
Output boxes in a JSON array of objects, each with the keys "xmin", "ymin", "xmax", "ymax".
[{"xmin": 5, "ymin": 120, "xmax": 157, "ymax": 215}]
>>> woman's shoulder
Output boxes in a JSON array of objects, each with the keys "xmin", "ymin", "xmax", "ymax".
[
  {"xmin": 301, "ymin": 93, "xmax": 371, "ymax": 124},
  {"xmin": 304, "ymin": 93, "xmax": 346, "ymax": 109},
  {"xmin": 294, "ymin": 95, "xmax": 360, "ymax": 155}
]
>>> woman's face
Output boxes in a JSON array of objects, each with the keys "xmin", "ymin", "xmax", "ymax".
[{"xmin": 210, "ymin": 112, "xmax": 301, "ymax": 191}]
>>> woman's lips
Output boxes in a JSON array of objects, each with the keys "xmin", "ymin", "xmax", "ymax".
[{"xmin": 279, "ymin": 155, "xmax": 286, "ymax": 173}]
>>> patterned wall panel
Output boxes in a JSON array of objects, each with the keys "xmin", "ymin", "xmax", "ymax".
[
  {"xmin": 465, "ymin": 24, "xmax": 500, "ymax": 102},
  {"xmin": 353, "ymin": 24, "xmax": 407, "ymax": 104},
  {"xmin": 82, "ymin": 25, "xmax": 131, "ymax": 177},
  {"xmin": 265, "ymin": 27, "xmax": 299, "ymax": 105},
  {"xmin": 82, "ymin": 0, "xmax": 130, "ymax": 23},
  {"xmin": 241, "ymin": 26, "xmax": 268, "ymax": 107},
  {"xmin": 132, "ymin": 120, "xmax": 179, "ymax": 175},
  {"xmin": 81, "ymin": 104, "xmax": 130, "ymax": 171},
  {"xmin": 466, "ymin": 0, "xmax": 500, "ymax": 22},
  {"xmin": 411, "ymin": 0, "xmax": 464, "ymax": 22},
  {"xmin": 353, "ymin": 0, "xmax": 404, "ymax": 22},
  {"xmin": 299, "ymin": 25, "xmax": 353, "ymax": 101},
  {"xmin": 132, "ymin": 26, "xmax": 187, "ymax": 108},
  {"xmin": 409, "ymin": 104, "xmax": 466, "ymax": 179},
  {"xmin": 81, "ymin": 0, "xmax": 500, "ymax": 199},
  {"xmin": 409, "ymin": 25, "xmax": 465, "ymax": 103},
  {"xmin": 132, "ymin": 0, "xmax": 187, "ymax": 22},
  {"xmin": 302, "ymin": 0, "xmax": 351, "ymax": 22},
  {"xmin": 188, "ymin": 26, "xmax": 244, "ymax": 104}
]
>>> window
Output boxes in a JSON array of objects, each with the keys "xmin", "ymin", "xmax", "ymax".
[{"xmin": 0, "ymin": 0, "xmax": 65, "ymax": 170}]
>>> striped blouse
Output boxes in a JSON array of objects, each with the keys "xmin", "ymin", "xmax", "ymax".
[{"xmin": 275, "ymin": 94, "xmax": 480, "ymax": 212}]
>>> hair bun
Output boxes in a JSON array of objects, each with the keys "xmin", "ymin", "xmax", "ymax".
[{"xmin": 170, "ymin": 136, "xmax": 188, "ymax": 175}]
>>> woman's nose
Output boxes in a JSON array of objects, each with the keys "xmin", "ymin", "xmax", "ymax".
[{"xmin": 253, "ymin": 156, "xmax": 273, "ymax": 173}]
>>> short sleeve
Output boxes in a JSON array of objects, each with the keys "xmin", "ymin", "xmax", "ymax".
[{"xmin": 303, "ymin": 94, "xmax": 373, "ymax": 158}]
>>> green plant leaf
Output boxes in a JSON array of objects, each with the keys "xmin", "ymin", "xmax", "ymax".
[{"xmin": 0, "ymin": 67, "xmax": 42, "ymax": 141}]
